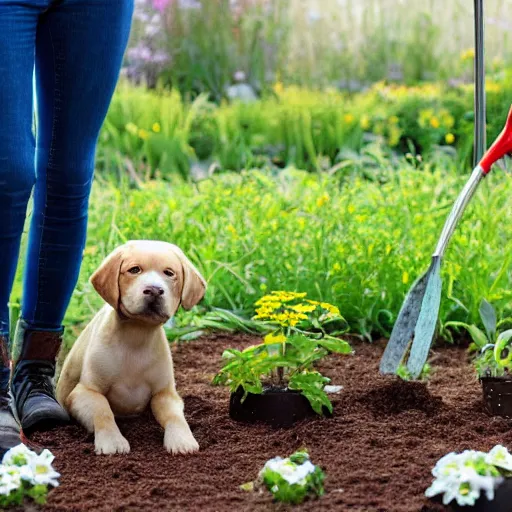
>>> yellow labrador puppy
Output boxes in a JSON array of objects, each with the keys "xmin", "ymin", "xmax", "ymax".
[{"xmin": 56, "ymin": 240, "xmax": 206, "ymax": 455}]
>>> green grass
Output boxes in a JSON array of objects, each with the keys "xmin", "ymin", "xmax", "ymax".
[{"xmin": 18, "ymin": 153, "xmax": 511, "ymax": 345}]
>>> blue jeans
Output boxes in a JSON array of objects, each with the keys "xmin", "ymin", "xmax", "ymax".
[{"xmin": 0, "ymin": 0, "xmax": 133, "ymax": 337}]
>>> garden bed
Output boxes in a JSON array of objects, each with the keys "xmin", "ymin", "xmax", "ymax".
[{"xmin": 26, "ymin": 333, "xmax": 512, "ymax": 511}]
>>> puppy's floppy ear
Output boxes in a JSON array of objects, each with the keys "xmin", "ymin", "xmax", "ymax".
[
  {"xmin": 170, "ymin": 245, "xmax": 207, "ymax": 310},
  {"xmin": 90, "ymin": 246, "xmax": 125, "ymax": 309}
]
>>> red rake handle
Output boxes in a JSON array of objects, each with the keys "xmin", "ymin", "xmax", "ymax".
[{"xmin": 479, "ymin": 105, "xmax": 512, "ymax": 174}]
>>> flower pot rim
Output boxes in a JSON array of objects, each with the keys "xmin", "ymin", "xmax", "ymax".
[{"xmin": 480, "ymin": 375, "xmax": 512, "ymax": 383}]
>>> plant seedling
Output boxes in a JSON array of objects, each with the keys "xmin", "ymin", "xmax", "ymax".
[
  {"xmin": 253, "ymin": 450, "xmax": 325, "ymax": 505},
  {"xmin": 445, "ymin": 299, "xmax": 512, "ymax": 378}
]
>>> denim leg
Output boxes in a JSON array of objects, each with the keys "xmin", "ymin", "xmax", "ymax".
[
  {"xmin": 22, "ymin": 0, "xmax": 134, "ymax": 330},
  {"xmin": 0, "ymin": 6, "xmax": 39, "ymax": 337}
]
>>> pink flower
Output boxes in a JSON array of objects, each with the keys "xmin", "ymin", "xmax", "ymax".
[{"xmin": 152, "ymin": 0, "xmax": 171, "ymax": 12}]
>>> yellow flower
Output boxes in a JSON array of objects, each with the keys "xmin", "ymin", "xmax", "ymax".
[
  {"xmin": 429, "ymin": 117, "xmax": 440, "ymax": 129},
  {"xmin": 360, "ymin": 115, "xmax": 370, "ymax": 130},
  {"xmin": 320, "ymin": 302, "xmax": 340, "ymax": 316},
  {"xmin": 460, "ymin": 48, "xmax": 475, "ymax": 62},
  {"xmin": 273, "ymin": 81, "xmax": 284, "ymax": 95},
  {"xmin": 385, "ymin": 244, "xmax": 392, "ymax": 255},
  {"xmin": 332, "ymin": 262, "xmax": 341, "ymax": 272},
  {"xmin": 264, "ymin": 332, "xmax": 287, "ymax": 345},
  {"xmin": 316, "ymin": 192, "xmax": 330, "ymax": 207},
  {"xmin": 138, "ymin": 128, "xmax": 149, "ymax": 140},
  {"xmin": 267, "ymin": 291, "xmax": 307, "ymax": 302},
  {"xmin": 288, "ymin": 304, "xmax": 316, "ymax": 314},
  {"xmin": 486, "ymin": 80, "xmax": 501, "ymax": 93},
  {"xmin": 402, "ymin": 271, "xmax": 409, "ymax": 284},
  {"xmin": 344, "ymin": 113, "xmax": 355, "ymax": 124},
  {"xmin": 226, "ymin": 224, "xmax": 237, "ymax": 236},
  {"xmin": 347, "ymin": 205, "xmax": 355, "ymax": 214},
  {"xmin": 152, "ymin": 122, "xmax": 161, "ymax": 133},
  {"xmin": 445, "ymin": 133, "xmax": 455, "ymax": 144}
]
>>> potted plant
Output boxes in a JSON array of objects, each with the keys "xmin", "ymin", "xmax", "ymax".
[
  {"xmin": 426, "ymin": 445, "xmax": 512, "ymax": 511},
  {"xmin": 446, "ymin": 299, "xmax": 512, "ymax": 418},
  {"xmin": 212, "ymin": 291, "xmax": 352, "ymax": 427}
]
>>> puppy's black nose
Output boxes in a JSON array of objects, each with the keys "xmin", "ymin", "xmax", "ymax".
[{"xmin": 143, "ymin": 286, "xmax": 164, "ymax": 297}]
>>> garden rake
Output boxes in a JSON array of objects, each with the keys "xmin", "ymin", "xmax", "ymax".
[{"xmin": 379, "ymin": 1, "xmax": 512, "ymax": 379}]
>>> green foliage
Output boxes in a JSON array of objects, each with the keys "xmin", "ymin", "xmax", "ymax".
[
  {"xmin": 0, "ymin": 480, "xmax": 50, "ymax": 508},
  {"xmin": 98, "ymin": 74, "xmax": 512, "ymax": 179},
  {"xmin": 288, "ymin": 371, "xmax": 332, "ymax": 415},
  {"xmin": 212, "ymin": 332, "xmax": 349, "ymax": 414},
  {"xmin": 396, "ymin": 363, "xmax": 432, "ymax": 382},
  {"xmin": 46, "ymin": 156, "xmax": 512, "ymax": 346},
  {"xmin": 447, "ymin": 300, "xmax": 512, "ymax": 378}
]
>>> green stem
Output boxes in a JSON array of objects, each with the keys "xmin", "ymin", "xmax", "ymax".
[{"xmin": 277, "ymin": 327, "xmax": 290, "ymax": 386}]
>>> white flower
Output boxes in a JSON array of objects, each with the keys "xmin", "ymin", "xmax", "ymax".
[
  {"xmin": 2, "ymin": 444, "xmax": 36, "ymax": 467},
  {"xmin": 27, "ymin": 449, "xmax": 60, "ymax": 487},
  {"xmin": 0, "ymin": 466, "xmax": 21, "ymax": 496},
  {"xmin": 486, "ymin": 445, "xmax": 512, "ymax": 471},
  {"xmin": 261, "ymin": 457, "xmax": 316, "ymax": 486},
  {"xmin": 426, "ymin": 450, "xmax": 504, "ymax": 506}
]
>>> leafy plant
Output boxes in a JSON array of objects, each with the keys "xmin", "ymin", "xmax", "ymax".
[
  {"xmin": 54, "ymin": 157, "xmax": 512, "ymax": 346},
  {"xmin": 212, "ymin": 291, "xmax": 351, "ymax": 414},
  {"xmin": 257, "ymin": 450, "xmax": 325, "ymax": 505},
  {"xmin": 396, "ymin": 362, "xmax": 432, "ymax": 382},
  {"xmin": 446, "ymin": 300, "xmax": 512, "ymax": 378},
  {"xmin": 0, "ymin": 444, "xmax": 60, "ymax": 507},
  {"xmin": 426, "ymin": 445, "xmax": 512, "ymax": 507}
]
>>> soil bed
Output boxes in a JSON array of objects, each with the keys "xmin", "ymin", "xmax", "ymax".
[{"xmin": 26, "ymin": 333, "xmax": 512, "ymax": 511}]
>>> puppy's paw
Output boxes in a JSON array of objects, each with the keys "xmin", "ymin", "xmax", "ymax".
[
  {"xmin": 164, "ymin": 424, "xmax": 199, "ymax": 455},
  {"xmin": 95, "ymin": 429, "xmax": 131, "ymax": 455}
]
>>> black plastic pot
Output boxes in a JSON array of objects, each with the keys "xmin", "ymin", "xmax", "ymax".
[
  {"xmin": 481, "ymin": 377, "xmax": 512, "ymax": 418},
  {"xmin": 431, "ymin": 479, "xmax": 512, "ymax": 511},
  {"xmin": 229, "ymin": 386, "xmax": 328, "ymax": 427}
]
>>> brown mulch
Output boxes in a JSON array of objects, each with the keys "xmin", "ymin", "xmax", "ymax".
[{"xmin": 25, "ymin": 333, "xmax": 512, "ymax": 511}]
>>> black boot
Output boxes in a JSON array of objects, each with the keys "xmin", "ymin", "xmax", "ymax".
[
  {"xmin": 0, "ymin": 334, "xmax": 21, "ymax": 456},
  {"xmin": 11, "ymin": 320, "xmax": 69, "ymax": 435}
]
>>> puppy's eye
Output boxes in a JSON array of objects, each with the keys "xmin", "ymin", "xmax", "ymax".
[
  {"xmin": 164, "ymin": 269, "xmax": 175, "ymax": 277},
  {"xmin": 128, "ymin": 266, "xmax": 142, "ymax": 274}
]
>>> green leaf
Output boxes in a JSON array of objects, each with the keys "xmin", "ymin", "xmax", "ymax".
[
  {"xmin": 444, "ymin": 321, "xmax": 489, "ymax": 348},
  {"xmin": 289, "ymin": 371, "xmax": 333, "ymax": 415},
  {"xmin": 317, "ymin": 337, "xmax": 352, "ymax": 354},
  {"xmin": 221, "ymin": 348, "xmax": 243, "ymax": 360},
  {"xmin": 480, "ymin": 299, "xmax": 497, "ymax": 343}
]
